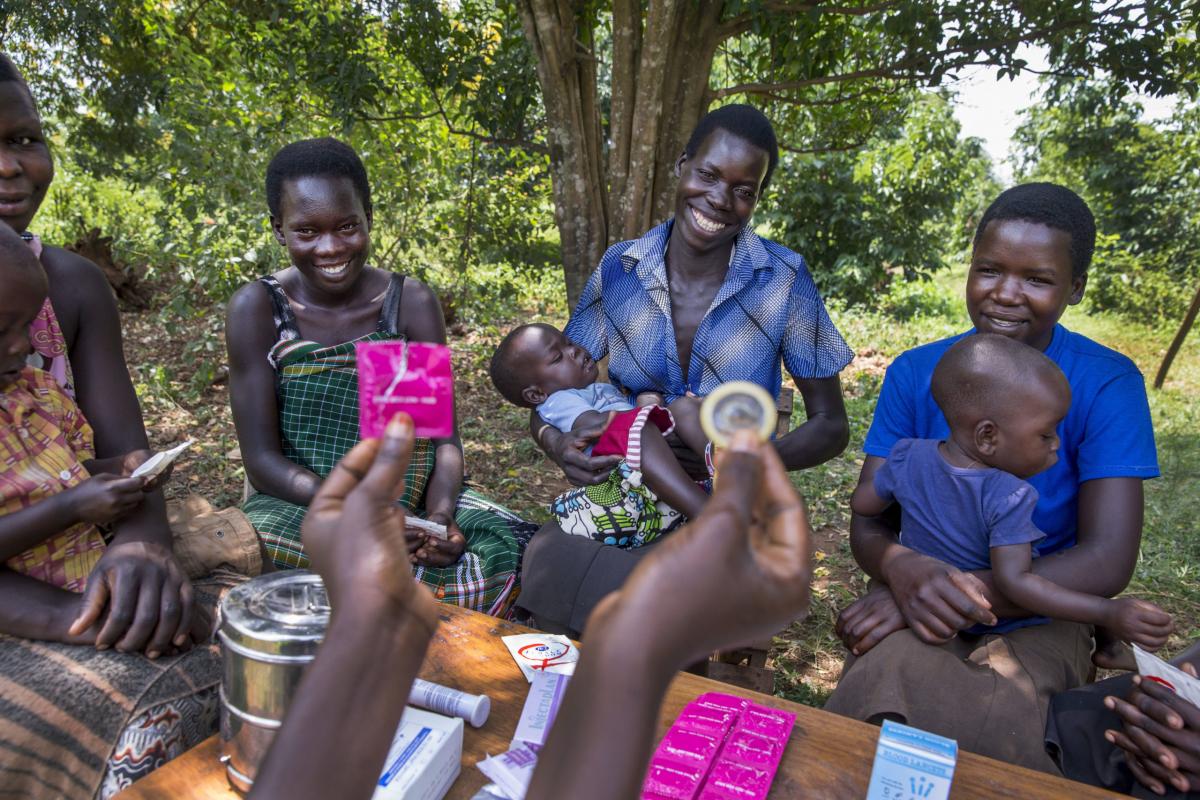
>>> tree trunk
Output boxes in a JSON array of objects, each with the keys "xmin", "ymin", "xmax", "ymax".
[
  {"xmin": 649, "ymin": 1, "xmax": 723, "ymax": 226},
  {"xmin": 610, "ymin": 0, "xmax": 724, "ymax": 244},
  {"xmin": 1154, "ymin": 277, "xmax": 1200, "ymax": 389},
  {"xmin": 520, "ymin": 0, "xmax": 725, "ymax": 307},
  {"xmin": 516, "ymin": 0, "xmax": 610, "ymax": 307}
]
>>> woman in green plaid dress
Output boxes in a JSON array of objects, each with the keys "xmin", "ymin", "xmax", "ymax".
[{"xmin": 225, "ymin": 138, "xmax": 534, "ymax": 615}]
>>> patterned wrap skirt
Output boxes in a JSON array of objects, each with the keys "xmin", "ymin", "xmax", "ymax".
[{"xmin": 241, "ymin": 332, "xmax": 534, "ymax": 615}]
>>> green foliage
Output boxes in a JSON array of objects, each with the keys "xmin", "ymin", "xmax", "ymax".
[
  {"xmin": 1014, "ymin": 83, "xmax": 1200, "ymax": 323},
  {"xmin": 6, "ymin": 0, "xmax": 1198, "ymax": 313},
  {"xmin": 8, "ymin": 0, "xmax": 559, "ymax": 332},
  {"xmin": 763, "ymin": 93, "xmax": 998, "ymax": 306}
]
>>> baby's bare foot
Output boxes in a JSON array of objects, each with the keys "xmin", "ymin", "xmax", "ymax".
[{"xmin": 1093, "ymin": 639, "xmax": 1136, "ymax": 671}]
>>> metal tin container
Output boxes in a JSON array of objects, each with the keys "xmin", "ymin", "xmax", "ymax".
[{"xmin": 218, "ymin": 570, "xmax": 330, "ymax": 792}]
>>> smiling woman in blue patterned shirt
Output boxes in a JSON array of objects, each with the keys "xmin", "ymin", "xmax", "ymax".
[{"xmin": 516, "ymin": 104, "xmax": 852, "ymax": 636}]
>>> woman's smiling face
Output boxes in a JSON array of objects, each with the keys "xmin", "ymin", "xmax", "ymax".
[
  {"xmin": 0, "ymin": 81, "xmax": 53, "ymax": 233},
  {"xmin": 272, "ymin": 175, "xmax": 371, "ymax": 296},
  {"xmin": 673, "ymin": 129, "xmax": 769, "ymax": 253},
  {"xmin": 966, "ymin": 219, "xmax": 1085, "ymax": 352}
]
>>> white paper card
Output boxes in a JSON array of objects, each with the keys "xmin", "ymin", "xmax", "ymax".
[
  {"xmin": 405, "ymin": 516, "xmax": 450, "ymax": 541},
  {"xmin": 131, "ymin": 440, "xmax": 194, "ymax": 478},
  {"xmin": 501, "ymin": 633, "xmax": 578, "ymax": 682}
]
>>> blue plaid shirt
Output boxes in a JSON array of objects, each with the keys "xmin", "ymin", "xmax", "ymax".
[{"xmin": 564, "ymin": 220, "xmax": 852, "ymax": 403}]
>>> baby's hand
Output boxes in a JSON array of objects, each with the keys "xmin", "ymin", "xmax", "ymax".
[
  {"xmin": 68, "ymin": 474, "xmax": 148, "ymax": 525},
  {"xmin": 1109, "ymin": 598, "xmax": 1174, "ymax": 651},
  {"xmin": 635, "ymin": 392, "xmax": 664, "ymax": 407}
]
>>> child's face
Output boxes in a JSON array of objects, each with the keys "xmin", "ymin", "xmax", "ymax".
[
  {"xmin": 271, "ymin": 175, "xmax": 371, "ymax": 296},
  {"xmin": 966, "ymin": 219, "xmax": 1085, "ymax": 352},
  {"xmin": 0, "ymin": 82, "xmax": 53, "ymax": 233},
  {"xmin": 0, "ymin": 275, "xmax": 44, "ymax": 390},
  {"xmin": 515, "ymin": 325, "xmax": 599, "ymax": 403},
  {"xmin": 984, "ymin": 375, "xmax": 1071, "ymax": 480}
]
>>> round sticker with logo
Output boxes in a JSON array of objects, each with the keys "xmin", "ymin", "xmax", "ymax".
[{"xmin": 517, "ymin": 640, "xmax": 573, "ymax": 671}]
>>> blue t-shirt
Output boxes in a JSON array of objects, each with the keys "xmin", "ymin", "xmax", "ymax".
[
  {"xmin": 875, "ymin": 438, "xmax": 1046, "ymax": 570},
  {"xmin": 537, "ymin": 383, "xmax": 633, "ymax": 435},
  {"xmin": 875, "ymin": 438, "xmax": 1050, "ymax": 634},
  {"xmin": 868, "ymin": 323, "xmax": 1156, "ymax": 556},
  {"xmin": 864, "ymin": 325, "xmax": 1159, "ymax": 558}
]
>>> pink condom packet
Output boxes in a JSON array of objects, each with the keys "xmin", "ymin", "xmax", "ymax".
[
  {"xmin": 356, "ymin": 340, "xmax": 455, "ymax": 439},
  {"xmin": 641, "ymin": 692, "xmax": 795, "ymax": 800}
]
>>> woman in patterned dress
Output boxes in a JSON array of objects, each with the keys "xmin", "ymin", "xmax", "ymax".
[
  {"xmin": 226, "ymin": 138, "xmax": 533, "ymax": 615},
  {"xmin": 0, "ymin": 54, "xmax": 242, "ymax": 798}
]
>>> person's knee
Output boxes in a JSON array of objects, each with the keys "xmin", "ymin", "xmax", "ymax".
[{"xmin": 520, "ymin": 523, "xmax": 559, "ymax": 581}]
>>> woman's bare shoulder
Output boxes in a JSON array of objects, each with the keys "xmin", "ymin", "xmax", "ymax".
[
  {"xmin": 39, "ymin": 245, "xmax": 112, "ymax": 299},
  {"xmin": 225, "ymin": 279, "xmax": 280, "ymax": 356}
]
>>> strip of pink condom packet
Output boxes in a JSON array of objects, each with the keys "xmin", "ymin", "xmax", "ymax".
[
  {"xmin": 641, "ymin": 692, "xmax": 795, "ymax": 800},
  {"xmin": 356, "ymin": 340, "xmax": 455, "ymax": 439}
]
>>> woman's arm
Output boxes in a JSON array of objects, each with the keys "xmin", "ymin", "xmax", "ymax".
[
  {"xmin": 0, "ymin": 568, "xmax": 101, "ymax": 643},
  {"xmin": 42, "ymin": 247, "xmax": 195, "ymax": 655},
  {"xmin": 225, "ymin": 281, "xmax": 323, "ymax": 506},
  {"xmin": 0, "ymin": 476, "xmax": 147, "ymax": 562},
  {"xmin": 0, "ymin": 495, "xmax": 79, "ymax": 562},
  {"xmin": 1007, "ymin": 477, "xmax": 1142, "ymax": 599},
  {"xmin": 529, "ymin": 433, "xmax": 812, "ymax": 800},
  {"xmin": 399, "ymin": 279, "xmax": 469, "ymax": 565},
  {"xmin": 251, "ymin": 416, "xmax": 439, "ymax": 800},
  {"xmin": 773, "ymin": 375, "xmax": 849, "ymax": 470}
]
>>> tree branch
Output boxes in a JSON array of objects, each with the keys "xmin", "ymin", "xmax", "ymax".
[
  {"xmin": 714, "ymin": 15, "xmax": 1096, "ymax": 100},
  {"xmin": 718, "ymin": 1, "xmax": 898, "ymax": 40},
  {"xmin": 780, "ymin": 135, "xmax": 873, "ymax": 154},
  {"xmin": 425, "ymin": 73, "xmax": 549, "ymax": 154},
  {"xmin": 715, "ymin": 68, "xmax": 900, "ymax": 98}
]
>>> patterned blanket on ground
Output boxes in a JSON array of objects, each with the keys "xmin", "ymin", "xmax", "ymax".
[{"xmin": 0, "ymin": 572, "xmax": 241, "ymax": 799}]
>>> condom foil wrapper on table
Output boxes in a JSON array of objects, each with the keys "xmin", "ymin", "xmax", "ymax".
[
  {"xmin": 357, "ymin": 341, "xmax": 455, "ymax": 439},
  {"xmin": 641, "ymin": 692, "xmax": 795, "ymax": 800}
]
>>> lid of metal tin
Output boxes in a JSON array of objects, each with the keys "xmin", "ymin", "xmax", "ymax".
[{"xmin": 219, "ymin": 571, "xmax": 330, "ymax": 658}]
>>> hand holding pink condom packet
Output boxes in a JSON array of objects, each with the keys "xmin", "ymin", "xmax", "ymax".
[
  {"xmin": 356, "ymin": 340, "xmax": 455, "ymax": 439},
  {"xmin": 641, "ymin": 692, "xmax": 795, "ymax": 800}
]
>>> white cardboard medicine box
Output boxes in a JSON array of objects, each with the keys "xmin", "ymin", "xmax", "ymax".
[{"xmin": 372, "ymin": 706, "xmax": 464, "ymax": 800}]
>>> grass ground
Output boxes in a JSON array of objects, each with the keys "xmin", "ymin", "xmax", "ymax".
[{"xmin": 125, "ymin": 264, "xmax": 1199, "ymax": 708}]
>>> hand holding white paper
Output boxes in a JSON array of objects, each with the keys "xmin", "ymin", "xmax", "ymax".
[{"xmin": 131, "ymin": 440, "xmax": 194, "ymax": 480}]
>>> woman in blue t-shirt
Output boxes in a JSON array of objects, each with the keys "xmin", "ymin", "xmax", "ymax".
[{"xmin": 825, "ymin": 183, "xmax": 1160, "ymax": 774}]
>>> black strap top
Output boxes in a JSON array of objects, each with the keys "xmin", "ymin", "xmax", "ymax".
[{"xmin": 258, "ymin": 272, "xmax": 407, "ymax": 342}]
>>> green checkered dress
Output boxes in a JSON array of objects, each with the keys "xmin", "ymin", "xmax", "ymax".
[{"xmin": 242, "ymin": 275, "xmax": 533, "ymax": 615}]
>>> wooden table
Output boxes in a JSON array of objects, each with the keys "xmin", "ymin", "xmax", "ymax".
[{"xmin": 118, "ymin": 605, "xmax": 1116, "ymax": 799}]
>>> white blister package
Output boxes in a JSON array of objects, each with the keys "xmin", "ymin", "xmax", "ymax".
[
  {"xmin": 405, "ymin": 516, "xmax": 450, "ymax": 541},
  {"xmin": 1133, "ymin": 644, "xmax": 1200, "ymax": 707}
]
